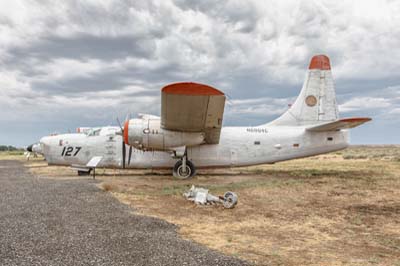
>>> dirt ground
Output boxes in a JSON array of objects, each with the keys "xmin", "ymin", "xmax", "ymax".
[{"xmin": 12, "ymin": 146, "xmax": 400, "ymax": 266}]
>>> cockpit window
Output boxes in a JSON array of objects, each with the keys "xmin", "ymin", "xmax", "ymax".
[{"xmin": 87, "ymin": 128, "xmax": 101, "ymax": 137}]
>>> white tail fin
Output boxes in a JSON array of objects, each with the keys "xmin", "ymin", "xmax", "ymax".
[{"xmin": 270, "ymin": 55, "xmax": 339, "ymax": 126}]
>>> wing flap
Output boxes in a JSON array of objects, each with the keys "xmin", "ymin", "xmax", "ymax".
[
  {"xmin": 306, "ymin": 117, "xmax": 372, "ymax": 132},
  {"xmin": 161, "ymin": 82, "xmax": 225, "ymax": 144}
]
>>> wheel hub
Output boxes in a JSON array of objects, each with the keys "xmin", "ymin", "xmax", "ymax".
[{"xmin": 177, "ymin": 165, "xmax": 191, "ymax": 178}]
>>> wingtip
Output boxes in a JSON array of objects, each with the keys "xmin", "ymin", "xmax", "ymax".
[
  {"xmin": 309, "ymin": 55, "xmax": 331, "ymax": 70},
  {"xmin": 340, "ymin": 117, "xmax": 372, "ymax": 123}
]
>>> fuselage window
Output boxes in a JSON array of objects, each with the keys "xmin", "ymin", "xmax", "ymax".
[
  {"xmin": 254, "ymin": 141, "xmax": 260, "ymax": 145},
  {"xmin": 88, "ymin": 129, "xmax": 100, "ymax": 136},
  {"xmin": 293, "ymin": 143, "xmax": 300, "ymax": 147},
  {"xmin": 327, "ymin": 137, "xmax": 333, "ymax": 141}
]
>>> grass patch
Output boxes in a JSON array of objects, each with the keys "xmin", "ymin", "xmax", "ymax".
[
  {"xmin": 100, "ymin": 183, "xmax": 116, "ymax": 192},
  {"xmin": 0, "ymin": 151, "xmax": 26, "ymax": 160},
  {"xmin": 341, "ymin": 145, "xmax": 400, "ymax": 161},
  {"xmin": 161, "ymin": 184, "xmax": 190, "ymax": 195}
]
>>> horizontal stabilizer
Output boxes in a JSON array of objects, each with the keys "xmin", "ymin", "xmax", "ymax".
[{"xmin": 306, "ymin": 117, "xmax": 372, "ymax": 132}]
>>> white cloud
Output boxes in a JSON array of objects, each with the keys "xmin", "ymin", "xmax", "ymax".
[
  {"xmin": 32, "ymin": 58, "xmax": 113, "ymax": 81},
  {"xmin": 0, "ymin": 0, "xmax": 400, "ymax": 145},
  {"xmin": 226, "ymin": 97, "xmax": 290, "ymax": 118},
  {"xmin": 339, "ymin": 97, "xmax": 392, "ymax": 112}
]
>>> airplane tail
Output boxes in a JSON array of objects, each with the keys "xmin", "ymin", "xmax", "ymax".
[{"xmin": 270, "ymin": 55, "xmax": 339, "ymax": 126}]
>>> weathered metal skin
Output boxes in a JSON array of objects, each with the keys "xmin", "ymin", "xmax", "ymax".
[
  {"xmin": 125, "ymin": 118, "xmax": 205, "ymax": 151},
  {"xmin": 38, "ymin": 55, "xmax": 368, "ymax": 172},
  {"xmin": 39, "ymin": 125, "xmax": 348, "ymax": 169}
]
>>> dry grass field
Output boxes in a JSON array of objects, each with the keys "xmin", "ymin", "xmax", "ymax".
[
  {"xmin": 0, "ymin": 150, "xmax": 25, "ymax": 160},
  {"xmin": 13, "ymin": 146, "xmax": 400, "ymax": 266}
]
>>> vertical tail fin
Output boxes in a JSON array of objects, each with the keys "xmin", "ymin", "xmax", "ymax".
[{"xmin": 270, "ymin": 55, "xmax": 339, "ymax": 126}]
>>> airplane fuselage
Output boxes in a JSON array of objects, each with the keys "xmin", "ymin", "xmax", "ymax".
[
  {"xmin": 40, "ymin": 125, "xmax": 348, "ymax": 169},
  {"xmin": 36, "ymin": 55, "xmax": 370, "ymax": 179}
]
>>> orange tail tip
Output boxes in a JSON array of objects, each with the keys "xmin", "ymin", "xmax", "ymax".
[{"xmin": 309, "ymin": 55, "xmax": 331, "ymax": 70}]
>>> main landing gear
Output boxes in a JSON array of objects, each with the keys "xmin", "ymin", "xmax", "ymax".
[{"xmin": 173, "ymin": 153, "xmax": 196, "ymax": 179}]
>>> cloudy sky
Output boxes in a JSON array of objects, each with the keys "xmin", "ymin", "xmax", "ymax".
[{"xmin": 0, "ymin": 0, "xmax": 399, "ymax": 146}]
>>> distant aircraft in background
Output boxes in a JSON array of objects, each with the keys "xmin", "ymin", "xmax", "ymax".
[{"xmin": 36, "ymin": 55, "xmax": 371, "ymax": 178}]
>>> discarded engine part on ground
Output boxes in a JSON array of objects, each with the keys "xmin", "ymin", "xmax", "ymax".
[{"xmin": 183, "ymin": 185, "xmax": 238, "ymax": 209}]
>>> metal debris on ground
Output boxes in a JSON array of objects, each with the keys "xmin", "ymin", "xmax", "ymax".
[{"xmin": 183, "ymin": 185, "xmax": 238, "ymax": 209}]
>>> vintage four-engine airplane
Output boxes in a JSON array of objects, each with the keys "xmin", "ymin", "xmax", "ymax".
[{"xmin": 38, "ymin": 55, "xmax": 371, "ymax": 178}]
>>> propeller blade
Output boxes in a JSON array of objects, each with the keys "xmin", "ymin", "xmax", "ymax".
[
  {"xmin": 128, "ymin": 146, "xmax": 132, "ymax": 166},
  {"xmin": 125, "ymin": 113, "xmax": 130, "ymax": 123},
  {"xmin": 119, "ymin": 114, "xmax": 131, "ymax": 169},
  {"xmin": 122, "ymin": 140, "xmax": 126, "ymax": 169},
  {"xmin": 117, "ymin": 117, "xmax": 123, "ymax": 131},
  {"xmin": 117, "ymin": 116, "xmax": 126, "ymax": 169}
]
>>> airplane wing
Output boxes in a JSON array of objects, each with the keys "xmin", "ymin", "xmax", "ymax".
[
  {"xmin": 306, "ymin": 117, "xmax": 372, "ymax": 132},
  {"xmin": 161, "ymin": 82, "xmax": 226, "ymax": 144}
]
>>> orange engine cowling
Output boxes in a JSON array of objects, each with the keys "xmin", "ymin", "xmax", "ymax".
[{"xmin": 124, "ymin": 117, "xmax": 205, "ymax": 151}]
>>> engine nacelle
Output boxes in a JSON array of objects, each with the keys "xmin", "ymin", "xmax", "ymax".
[{"xmin": 124, "ymin": 117, "xmax": 205, "ymax": 151}]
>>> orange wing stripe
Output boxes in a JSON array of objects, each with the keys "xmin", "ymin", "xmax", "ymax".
[{"xmin": 162, "ymin": 82, "xmax": 224, "ymax": 96}]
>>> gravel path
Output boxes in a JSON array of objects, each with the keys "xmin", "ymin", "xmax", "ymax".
[{"xmin": 0, "ymin": 160, "xmax": 247, "ymax": 266}]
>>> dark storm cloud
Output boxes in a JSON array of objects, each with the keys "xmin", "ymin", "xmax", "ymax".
[
  {"xmin": 0, "ymin": 0, "xmax": 399, "ymax": 146},
  {"xmin": 28, "ymin": 60, "xmax": 191, "ymax": 95},
  {"xmin": 7, "ymin": 34, "xmax": 157, "ymax": 62},
  {"xmin": 172, "ymin": 0, "xmax": 223, "ymax": 13},
  {"xmin": 336, "ymin": 78, "xmax": 400, "ymax": 97}
]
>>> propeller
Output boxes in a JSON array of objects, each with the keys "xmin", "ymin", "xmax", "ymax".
[
  {"xmin": 26, "ymin": 144, "xmax": 33, "ymax": 152},
  {"xmin": 128, "ymin": 145, "xmax": 133, "ymax": 166},
  {"xmin": 117, "ymin": 114, "xmax": 133, "ymax": 169}
]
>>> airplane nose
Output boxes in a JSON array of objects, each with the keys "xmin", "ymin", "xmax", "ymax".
[
  {"xmin": 27, "ymin": 144, "xmax": 33, "ymax": 152},
  {"xmin": 39, "ymin": 137, "xmax": 52, "ymax": 151},
  {"xmin": 40, "ymin": 136, "xmax": 50, "ymax": 145}
]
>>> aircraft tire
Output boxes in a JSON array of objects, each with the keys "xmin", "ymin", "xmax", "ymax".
[
  {"xmin": 173, "ymin": 160, "xmax": 196, "ymax": 179},
  {"xmin": 223, "ymin": 191, "xmax": 238, "ymax": 209}
]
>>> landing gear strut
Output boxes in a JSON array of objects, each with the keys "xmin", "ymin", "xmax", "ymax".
[{"xmin": 173, "ymin": 154, "xmax": 196, "ymax": 179}]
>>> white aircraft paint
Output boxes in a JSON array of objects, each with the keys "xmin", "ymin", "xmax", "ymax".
[
  {"xmin": 40, "ymin": 125, "xmax": 348, "ymax": 169},
  {"xmin": 38, "ymin": 55, "xmax": 369, "ymax": 176}
]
